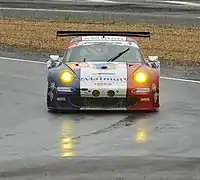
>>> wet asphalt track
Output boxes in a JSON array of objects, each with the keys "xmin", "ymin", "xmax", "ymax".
[
  {"xmin": 0, "ymin": 0, "xmax": 200, "ymax": 25},
  {"xmin": 1, "ymin": 58, "xmax": 200, "ymax": 179},
  {"xmin": 0, "ymin": 0, "xmax": 200, "ymax": 178}
]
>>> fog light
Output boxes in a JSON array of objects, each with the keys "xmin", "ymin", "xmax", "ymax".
[
  {"xmin": 107, "ymin": 90, "xmax": 115, "ymax": 97},
  {"xmin": 92, "ymin": 90, "xmax": 100, "ymax": 97}
]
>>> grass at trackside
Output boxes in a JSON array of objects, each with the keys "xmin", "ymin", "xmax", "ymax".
[{"xmin": 0, "ymin": 18, "xmax": 199, "ymax": 65}]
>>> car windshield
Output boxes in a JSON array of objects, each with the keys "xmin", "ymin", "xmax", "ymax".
[{"xmin": 63, "ymin": 42, "xmax": 144, "ymax": 63}]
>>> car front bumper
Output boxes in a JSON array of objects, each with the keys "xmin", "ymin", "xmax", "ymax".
[{"xmin": 48, "ymin": 92, "xmax": 159, "ymax": 111}]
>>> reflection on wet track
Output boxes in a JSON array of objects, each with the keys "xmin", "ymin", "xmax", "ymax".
[
  {"xmin": 1, "ymin": 58, "xmax": 200, "ymax": 179},
  {"xmin": 135, "ymin": 127, "xmax": 147, "ymax": 143},
  {"xmin": 59, "ymin": 113, "xmax": 152, "ymax": 157},
  {"xmin": 60, "ymin": 120, "xmax": 74, "ymax": 157}
]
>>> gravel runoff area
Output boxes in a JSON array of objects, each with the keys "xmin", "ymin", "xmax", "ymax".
[{"xmin": 0, "ymin": 17, "xmax": 199, "ymax": 66}]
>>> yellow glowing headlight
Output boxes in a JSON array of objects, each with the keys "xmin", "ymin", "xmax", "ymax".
[
  {"xmin": 134, "ymin": 71, "xmax": 148, "ymax": 83},
  {"xmin": 59, "ymin": 70, "xmax": 74, "ymax": 83}
]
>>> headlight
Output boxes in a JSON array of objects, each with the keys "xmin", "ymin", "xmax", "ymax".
[
  {"xmin": 134, "ymin": 71, "xmax": 148, "ymax": 83},
  {"xmin": 59, "ymin": 70, "xmax": 74, "ymax": 83}
]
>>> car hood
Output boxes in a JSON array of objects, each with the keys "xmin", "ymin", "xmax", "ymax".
[{"xmin": 66, "ymin": 61, "xmax": 142, "ymax": 85}]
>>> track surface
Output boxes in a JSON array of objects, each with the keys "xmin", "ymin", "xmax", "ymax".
[
  {"xmin": 0, "ymin": 58, "xmax": 200, "ymax": 179},
  {"xmin": 0, "ymin": 0, "xmax": 200, "ymax": 25},
  {"xmin": 0, "ymin": 0, "xmax": 200, "ymax": 179}
]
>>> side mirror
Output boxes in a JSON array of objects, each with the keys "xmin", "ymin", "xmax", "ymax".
[
  {"xmin": 147, "ymin": 56, "xmax": 160, "ymax": 72},
  {"xmin": 50, "ymin": 55, "xmax": 59, "ymax": 61},
  {"xmin": 47, "ymin": 55, "xmax": 61, "ymax": 69},
  {"xmin": 148, "ymin": 56, "xmax": 158, "ymax": 62}
]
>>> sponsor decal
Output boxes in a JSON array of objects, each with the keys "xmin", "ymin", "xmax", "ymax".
[
  {"xmin": 82, "ymin": 36, "xmax": 126, "ymax": 41},
  {"xmin": 81, "ymin": 76, "xmax": 127, "ymax": 82},
  {"xmin": 74, "ymin": 41, "xmax": 126, "ymax": 47},
  {"xmin": 80, "ymin": 61, "xmax": 127, "ymax": 98},
  {"xmin": 92, "ymin": 63, "xmax": 117, "ymax": 69},
  {"xmin": 81, "ymin": 42, "xmax": 100, "ymax": 46},
  {"xmin": 141, "ymin": 98, "xmax": 150, "ymax": 102},
  {"xmin": 90, "ymin": 62, "xmax": 126, "ymax": 69},
  {"xmin": 77, "ymin": 41, "xmax": 139, "ymax": 48},
  {"xmin": 57, "ymin": 97, "xmax": 66, "ymax": 101},
  {"xmin": 92, "ymin": 72, "xmax": 116, "ymax": 76},
  {"xmin": 116, "ymin": 62, "xmax": 127, "ymax": 67},
  {"xmin": 132, "ymin": 88, "xmax": 150, "ymax": 93},
  {"xmin": 94, "ymin": 82, "xmax": 112, "ymax": 86}
]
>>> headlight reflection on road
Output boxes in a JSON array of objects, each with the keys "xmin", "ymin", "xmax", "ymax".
[
  {"xmin": 135, "ymin": 128, "xmax": 147, "ymax": 143},
  {"xmin": 60, "ymin": 120, "xmax": 75, "ymax": 157},
  {"xmin": 133, "ymin": 116, "xmax": 148, "ymax": 143}
]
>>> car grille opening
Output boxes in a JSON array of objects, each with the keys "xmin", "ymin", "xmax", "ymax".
[{"xmin": 68, "ymin": 97, "xmax": 138, "ymax": 108}]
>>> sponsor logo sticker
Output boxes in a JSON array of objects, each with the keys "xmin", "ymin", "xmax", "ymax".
[
  {"xmin": 92, "ymin": 63, "xmax": 117, "ymax": 69},
  {"xmin": 94, "ymin": 82, "xmax": 112, "ymax": 86},
  {"xmin": 81, "ymin": 76, "xmax": 127, "ymax": 82},
  {"xmin": 141, "ymin": 98, "xmax": 150, "ymax": 102},
  {"xmin": 57, "ymin": 97, "xmax": 66, "ymax": 101},
  {"xmin": 92, "ymin": 72, "xmax": 116, "ymax": 76},
  {"xmin": 132, "ymin": 88, "xmax": 150, "ymax": 93}
]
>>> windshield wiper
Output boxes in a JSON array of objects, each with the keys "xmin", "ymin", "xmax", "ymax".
[{"xmin": 107, "ymin": 48, "xmax": 130, "ymax": 62}]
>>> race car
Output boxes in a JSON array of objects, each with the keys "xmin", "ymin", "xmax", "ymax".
[{"xmin": 46, "ymin": 31, "xmax": 160, "ymax": 112}]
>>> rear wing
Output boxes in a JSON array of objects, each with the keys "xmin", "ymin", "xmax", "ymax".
[{"xmin": 56, "ymin": 31, "xmax": 151, "ymax": 39}]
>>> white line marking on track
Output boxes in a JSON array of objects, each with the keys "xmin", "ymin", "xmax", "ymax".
[
  {"xmin": 0, "ymin": 7, "xmax": 89, "ymax": 13},
  {"xmin": 1, "ymin": 56, "xmax": 200, "ymax": 84},
  {"xmin": 162, "ymin": 0, "xmax": 200, "ymax": 7},
  {"xmin": 161, "ymin": 76, "xmax": 200, "ymax": 84},
  {"xmin": 0, "ymin": 56, "xmax": 45, "ymax": 64},
  {"xmin": 86, "ymin": 0, "xmax": 119, "ymax": 3}
]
